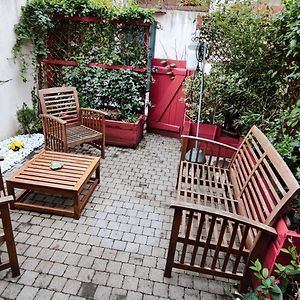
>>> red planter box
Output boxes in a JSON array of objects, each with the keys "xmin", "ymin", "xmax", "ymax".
[
  {"xmin": 263, "ymin": 218, "xmax": 300, "ymax": 272},
  {"xmin": 182, "ymin": 119, "xmax": 219, "ymax": 140},
  {"xmin": 251, "ymin": 218, "xmax": 300, "ymax": 289},
  {"xmin": 182, "ymin": 119, "xmax": 242, "ymax": 157},
  {"xmin": 105, "ymin": 115, "xmax": 144, "ymax": 148}
]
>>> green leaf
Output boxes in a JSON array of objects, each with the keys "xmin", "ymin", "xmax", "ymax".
[
  {"xmin": 262, "ymin": 268, "xmax": 269, "ymax": 278},
  {"xmin": 254, "ymin": 259, "xmax": 262, "ymax": 272}
]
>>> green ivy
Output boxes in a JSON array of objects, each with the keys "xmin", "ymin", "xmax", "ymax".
[
  {"xmin": 13, "ymin": 0, "xmax": 157, "ymax": 80},
  {"xmin": 62, "ymin": 65, "xmax": 146, "ymax": 121}
]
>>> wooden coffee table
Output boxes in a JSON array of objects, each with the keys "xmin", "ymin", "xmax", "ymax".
[{"xmin": 6, "ymin": 150, "xmax": 100, "ymax": 219}]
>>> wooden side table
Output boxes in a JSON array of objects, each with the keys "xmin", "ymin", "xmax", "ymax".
[{"xmin": 6, "ymin": 150, "xmax": 100, "ymax": 219}]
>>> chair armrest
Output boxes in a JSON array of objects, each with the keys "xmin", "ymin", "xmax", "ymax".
[
  {"xmin": 0, "ymin": 196, "xmax": 14, "ymax": 206},
  {"xmin": 80, "ymin": 108, "xmax": 106, "ymax": 133},
  {"xmin": 170, "ymin": 201, "xmax": 277, "ymax": 236},
  {"xmin": 40, "ymin": 114, "xmax": 67, "ymax": 151},
  {"xmin": 80, "ymin": 108, "xmax": 108, "ymax": 118},
  {"xmin": 40, "ymin": 114, "xmax": 67, "ymax": 125}
]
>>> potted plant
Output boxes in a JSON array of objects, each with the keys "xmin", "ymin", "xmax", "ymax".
[
  {"xmin": 182, "ymin": 73, "xmax": 241, "ymax": 148},
  {"xmin": 13, "ymin": 0, "xmax": 156, "ymax": 148}
]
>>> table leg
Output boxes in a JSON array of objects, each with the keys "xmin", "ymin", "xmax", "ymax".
[
  {"xmin": 74, "ymin": 193, "xmax": 80, "ymax": 220},
  {"xmin": 96, "ymin": 165, "xmax": 100, "ymax": 183}
]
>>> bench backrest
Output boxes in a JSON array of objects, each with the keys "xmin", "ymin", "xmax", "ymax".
[
  {"xmin": 38, "ymin": 87, "xmax": 81, "ymax": 125},
  {"xmin": 229, "ymin": 126, "xmax": 300, "ymax": 226}
]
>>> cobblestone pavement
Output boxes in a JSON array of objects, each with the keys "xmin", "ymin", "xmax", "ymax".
[{"xmin": 0, "ymin": 134, "xmax": 232, "ymax": 300}]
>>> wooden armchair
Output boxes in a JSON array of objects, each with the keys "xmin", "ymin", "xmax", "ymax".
[
  {"xmin": 0, "ymin": 157, "xmax": 20, "ymax": 277},
  {"xmin": 38, "ymin": 87, "xmax": 106, "ymax": 158}
]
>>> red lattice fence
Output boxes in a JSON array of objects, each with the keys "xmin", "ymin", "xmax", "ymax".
[{"xmin": 38, "ymin": 16, "xmax": 152, "ymax": 88}]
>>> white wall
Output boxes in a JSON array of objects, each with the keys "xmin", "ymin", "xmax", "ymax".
[
  {"xmin": 0, "ymin": 0, "xmax": 34, "ymax": 140},
  {"xmin": 154, "ymin": 10, "xmax": 206, "ymax": 60}
]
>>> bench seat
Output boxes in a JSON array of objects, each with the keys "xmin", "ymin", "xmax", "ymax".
[{"xmin": 165, "ymin": 126, "xmax": 300, "ymax": 292}]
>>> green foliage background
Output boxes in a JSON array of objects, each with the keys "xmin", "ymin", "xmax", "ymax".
[
  {"xmin": 13, "ymin": 0, "xmax": 156, "ymax": 122},
  {"xmin": 63, "ymin": 66, "xmax": 146, "ymax": 121},
  {"xmin": 183, "ymin": 0, "xmax": 300, "ymax": 180}
]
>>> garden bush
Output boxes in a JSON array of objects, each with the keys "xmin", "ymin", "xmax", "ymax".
[
  {"xmin": 63, "ymin": 65, "xmax": 146, "ymax": 122},
  {"xmin": 13, "ymin": 0, "xmax": 156, "ymax": 122},
  {"xmin": 183, "ymin": 0, "xmax": 299, "ymax": 180}
]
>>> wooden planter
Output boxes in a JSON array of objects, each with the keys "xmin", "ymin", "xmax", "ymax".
[
  {"xmin": 182, "ymin": 119, "xmax": 220, "ymax": 140},
  {"xmin": 182, "ymin": 119, "xmax": 242, "ymax": 147},
  {"xmin": 251, "ymin": 218, "xmax": 300, "ymax": 289},
  {"xmin": 263, "ymin": 218, "xmax": 300, "ymax": 271},
  {"xmin": 105, "ymin": 115, "xmax": 144, "ymax": 148}
]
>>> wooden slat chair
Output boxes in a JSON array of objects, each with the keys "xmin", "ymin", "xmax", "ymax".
[
  {"xmin": 165, "ymin": 126, "xmax": 300, "ymax": 292},
  {"xmin": 38, "ymin": 87, "xmax": 106, "ymax": 158},
  {"xmin": 0, "ymin": 157, "xmax": 20, "ymax": 277}
]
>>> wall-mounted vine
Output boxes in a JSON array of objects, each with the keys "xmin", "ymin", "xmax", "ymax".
[
  {"xmin": 13, "ymin": 0, "xmax": 157, "ymax": 80},
  {"xmin": 13, "ymin": 0, "xmax": 157, "ymax": 122}
]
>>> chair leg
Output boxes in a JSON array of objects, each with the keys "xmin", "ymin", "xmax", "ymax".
[
  {"xmin": 1, "ymin": 205, "xmax": 20, "ymax": 277},
  {"xmin": 101, "ymin": 139, "xmax": 105, "ymax": 159},
  {"xmin": 164, "ymin": 209, "xmax": 182, "ymax": 277}
]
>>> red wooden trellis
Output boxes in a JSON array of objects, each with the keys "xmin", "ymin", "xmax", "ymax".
[{"xmin": 38, "ymin": 15, "xmax": 152, "ymax": 88}]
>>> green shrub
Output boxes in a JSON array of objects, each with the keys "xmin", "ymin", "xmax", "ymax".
[
  {"xmin": 16, "ymin": 103, "xmax": 42, "ymax": 134},
  {"xmin": 182, "ymin": 0, "xmax": 300, "ymax": 180},
  {"xmin": 63, "ymin": 66, "xmax": 146, "ymax": 121}
]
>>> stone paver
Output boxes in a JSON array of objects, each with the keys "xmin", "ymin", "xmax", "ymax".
[{"xmin": 1, "ymin": 134, "xmax": 232, "ymax": 299}]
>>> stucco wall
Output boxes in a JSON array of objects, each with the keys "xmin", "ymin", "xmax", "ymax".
[
  {"xmin": 0, "ymin": 0, "xmax": 34, "ymax": 140},
  {"xmin": 154, "ymin": 10, "xmax": 204, "ymax": 60}
]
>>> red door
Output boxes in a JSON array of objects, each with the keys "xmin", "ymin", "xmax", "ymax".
[{"xmin": 147, "ymin": 59, "xmax": 188, "ymax": 138}]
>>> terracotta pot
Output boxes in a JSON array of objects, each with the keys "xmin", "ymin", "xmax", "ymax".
[{"xmin": 105, "ymin": 115, "xmax": 144, "ymax": 148}]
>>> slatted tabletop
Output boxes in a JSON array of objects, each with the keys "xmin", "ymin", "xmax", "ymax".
[{"xmin": 6, "ymin": 150, "xmax": 100, "ymax": 219}]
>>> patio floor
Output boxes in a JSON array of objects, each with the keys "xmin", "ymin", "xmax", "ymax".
[{"xmin": 0, "ymin": 133, "xmax": 232, "ymax": 300}]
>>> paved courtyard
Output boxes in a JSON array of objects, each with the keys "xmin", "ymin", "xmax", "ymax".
[{"xmin": 0, "ymin": 134, "xmax": 232, "ymax": 300}]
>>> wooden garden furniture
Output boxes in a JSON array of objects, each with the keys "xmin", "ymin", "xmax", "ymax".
[
  {"xmin": 6, "ymin": 150, "xmax": 100, "ymax": 219},
  {"xmin": 0, "ymin": 157, "xmax": 20, "ymax": 277},
  {"xmin": 0, "ymin": 157, "xmax": 4, "ymax": 196},
  {"xmin": 38, "ymin": 87, "xmax": 106, "ymax": 158},
  {"xmin": 164, "ymin": 126, "xmax": 300, "ymax": 292}
]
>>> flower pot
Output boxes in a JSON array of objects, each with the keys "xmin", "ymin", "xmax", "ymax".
[
  {"xmin": 182, "ymin": 118, "xmax": 242, "ymax": 159},
  {"xmin": 251, "ymin": 217, "xmax": 300, "ymax": 290},
  {"xmin": 105, "ymin": 115, "xmax": 144, "ymax": 148}
]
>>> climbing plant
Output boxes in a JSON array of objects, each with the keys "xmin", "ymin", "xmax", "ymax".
[
  {"xmin": 14, "ymin": 0, "xmax": 156, "ymax": 121},
  {"xmin": 63, "ymin": 65, "xmax": 146, "ymax": 122},
  {"xmin": 13, "ymin": 0, "xmax": 156, "ymax": 79}
]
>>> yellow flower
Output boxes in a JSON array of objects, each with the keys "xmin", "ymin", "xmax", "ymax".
[{"xmin": 8, "ymin": 140, "xmax": 24, "ymax": 151}]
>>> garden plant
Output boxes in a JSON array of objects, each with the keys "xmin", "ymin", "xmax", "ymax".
[
  {"xmin": 183, "ymin": 0, "xmax": 300, "ymax": 181},
  {"xmin": 231, "ymin": 246, "xmax": 300, "ymax": 300},
  {"xmin": 13, "ymin": 0, "xmax": 157, "ymax": 123}
]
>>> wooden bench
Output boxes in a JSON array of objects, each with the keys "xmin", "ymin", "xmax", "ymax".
[{"xmin": 164, "ymin": 126, "xmax": 300, "ymax": 291}]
